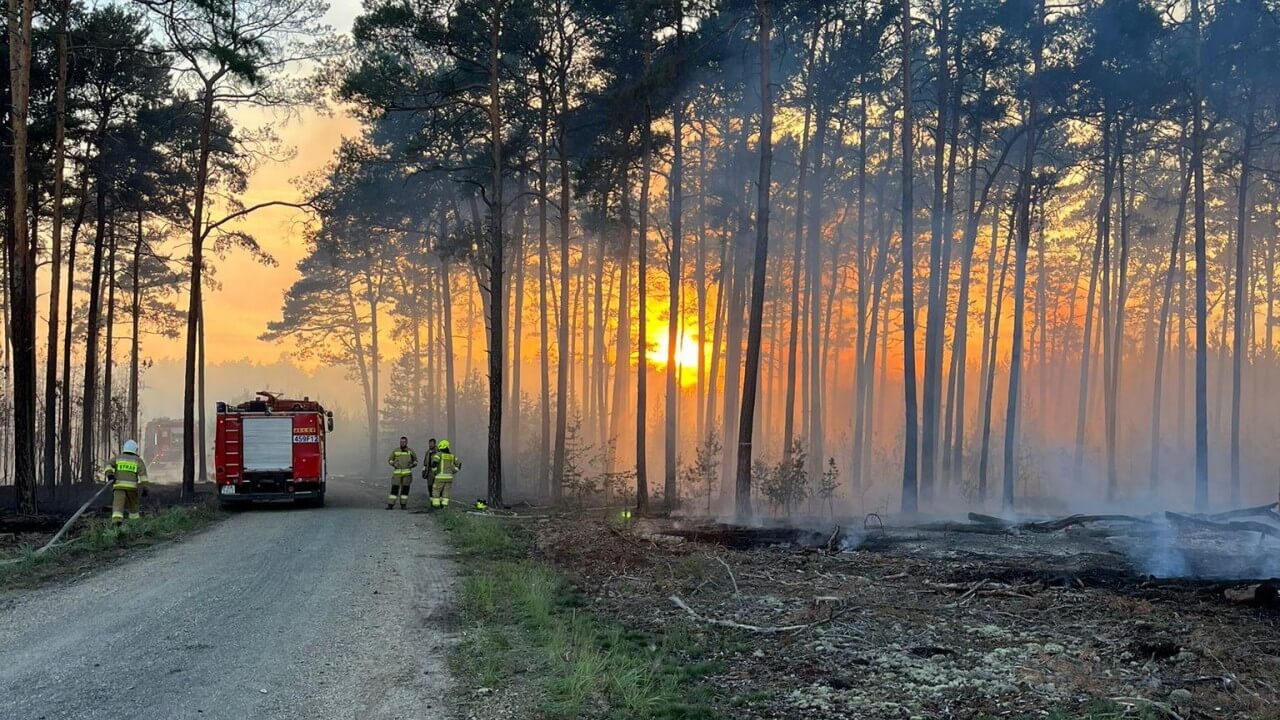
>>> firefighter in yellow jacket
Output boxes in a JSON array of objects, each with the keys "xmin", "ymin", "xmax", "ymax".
[
  {"xmin": 106, "ymin": 439, "xmax": 149, "ymax": 524},
  {"xmin": 430, "ymin": 440, "xmax": 461, "ymax": 509},
  {"xmin": 388, "ymin": 436, "xmax": 419, "ymax": 509}
]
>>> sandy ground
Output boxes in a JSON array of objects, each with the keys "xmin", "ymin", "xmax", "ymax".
[{"xmin": 0, "ymin": 477, "xmax": 455, "ymax": 720}]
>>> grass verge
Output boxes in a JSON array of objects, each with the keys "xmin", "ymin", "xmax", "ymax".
[
  {"xmin": 0, "ymin": 502, "xmax": 221, "ymax": 591},
  {"xmin": 436, "ymin": 511, "xmax": 721, "ymax": 720}
]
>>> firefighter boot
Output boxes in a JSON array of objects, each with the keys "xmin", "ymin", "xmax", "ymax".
[
  {"xmin": 111, "ymin": 489, "xmax": 127, "ymax": 525},
  {"xmin": 387, "ymin": 482, "xmax": 399, "ymax": 510}
]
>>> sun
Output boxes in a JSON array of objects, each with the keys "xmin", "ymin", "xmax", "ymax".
[{"xmin": 646, "ymin": 328, "xmax": 702, "ymax": 386}]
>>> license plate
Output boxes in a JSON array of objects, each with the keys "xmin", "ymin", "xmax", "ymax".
[
  {"xmin": 220, "ymin": 485, "xmax": 235, "ymax": 495},
  {"xmin": 293, "ymin": 434, "xmax": 318, "ymax": 443}
]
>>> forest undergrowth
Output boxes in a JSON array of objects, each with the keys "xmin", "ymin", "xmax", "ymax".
[{"xmin": 506, "ymin": 510, "xmax": 1280, "ymax": 720}]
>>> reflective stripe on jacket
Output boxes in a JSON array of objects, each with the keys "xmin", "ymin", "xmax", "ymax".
[
  {"xmin": 108, "ymin": 453, "xmax": 149, "ymax": 489},
  {"xmin": 434, "ymin": 452, "xmax": 460, "ymax": 481},
  {"xmin": 389, "ymin": 449, "xmax": 417, "ymax": 475}
]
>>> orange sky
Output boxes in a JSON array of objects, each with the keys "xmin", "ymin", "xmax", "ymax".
[{"xmin": 147, "ymin": 2, "xmax": 363, "ymax": 365}]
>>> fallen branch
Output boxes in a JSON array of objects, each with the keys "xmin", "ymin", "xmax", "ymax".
[
  {"xmin": 669, "ymin": 595, "xmax": 816, "ymax": 634},
  {"xmin": 824, "ymin": 525, "xmax": 842, "ymax": 553},
  {"xmin": 925, "ymin": 580, "xmax": 1039, "ymax": 601},
  {"xmin": 712, "ymin": 555, "xmax": 739, "ymax": 595},
  {"xmin": 1165, "ymin": 511, "xmax": 1280, "ymax": 540}
]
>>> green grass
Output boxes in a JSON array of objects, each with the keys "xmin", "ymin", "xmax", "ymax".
[
  {"xmin": 438, "ymin": 511, "xmax": 721, "ymax": 720},
  {"xmin": 0, "ymin": 502, "xmax": 221, "ymax": 590}
]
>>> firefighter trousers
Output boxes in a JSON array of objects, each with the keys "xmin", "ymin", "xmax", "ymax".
[
  {"xmin": 431, "ymin": 479, "xmax": 452, "ymax": 508},
  {"xmin": 111, "ymin": 488, "xmax": 140, "ymax": 523},
  {"xmin": 388, "ymin": 473, "xmax": 414, "ymax": 507}
]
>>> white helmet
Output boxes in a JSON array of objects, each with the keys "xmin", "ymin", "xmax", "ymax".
[{"xmin": 122, "ymin": 439, "xmax": 140, "ymax": 455}]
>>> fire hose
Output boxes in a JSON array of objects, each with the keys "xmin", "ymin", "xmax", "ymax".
[{"xmin": 0, "ymin": 481, "xmax": 113, "ymax": 565}]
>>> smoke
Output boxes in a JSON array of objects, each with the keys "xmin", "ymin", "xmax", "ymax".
[{"xmin": 1123, "ymin": 520, "xmax": 1280, "ymax": 580}]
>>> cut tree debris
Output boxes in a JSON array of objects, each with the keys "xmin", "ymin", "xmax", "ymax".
[{"xmin": 523, "ymin": 510, "xmax": 1280, "ymax": 719}]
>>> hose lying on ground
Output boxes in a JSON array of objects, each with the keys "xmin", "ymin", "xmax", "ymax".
[{"xmin": 0, "ymin": 482, "xmax": 113, "ymax": 565}]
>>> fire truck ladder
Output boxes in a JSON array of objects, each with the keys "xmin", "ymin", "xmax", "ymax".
[{"xmin": 222, "ymin": 418, "xmax": 244, "ymax": 482}]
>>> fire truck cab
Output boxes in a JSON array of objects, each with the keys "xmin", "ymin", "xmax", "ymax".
[{"xmin": 214, "ymin": 391, "xmax": 334, "ymax": 508}]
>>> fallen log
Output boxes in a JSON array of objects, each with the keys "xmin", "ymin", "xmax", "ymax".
[
  {"xmin": 963, "ymin": 512, "xmax": 1150, "ymax": 534},
  {"xmin": 661, "ymin": 524, "xmax": 832, "ymax": 550},
  {"xmin": 1209, "ymin": 503, "xmax": 1280, "ymax": 521},
  {"xmin": 967, "ymin": 513, "xmax": 1012, "ymax": 527},
  {"xmin": 1222, "ymin": 582, "xmax": 1280, "ymax": 608},
  {"xmin": 1165, "ymin": 511, "xmax": 1280, "ymax": 540},
  {"xmin": 1021, "ymin": 514, "xmax": 1151, "ymax": 533},
  {"xmin": 912, "ymin": 521, "xmax": 1011, "ymax": 535}
]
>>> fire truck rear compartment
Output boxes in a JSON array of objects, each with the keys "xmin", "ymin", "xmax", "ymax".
[{"xmin": 216, "ymin": 399, "xmax": 329, "ymax": 508}]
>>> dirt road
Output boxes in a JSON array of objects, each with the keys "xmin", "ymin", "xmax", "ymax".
[{"xmin": 0, "ymin": 478, "xmax": 454, "ymax": 720}]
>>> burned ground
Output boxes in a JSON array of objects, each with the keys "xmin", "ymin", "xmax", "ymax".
[{"xmin": 525, "ymin": 511, "xmax": 1280, "ymax": 719}]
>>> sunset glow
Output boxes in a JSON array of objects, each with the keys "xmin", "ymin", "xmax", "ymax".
[{"xmin": 646, "ymin": 326, "xmax": 703, "ymax": 387}]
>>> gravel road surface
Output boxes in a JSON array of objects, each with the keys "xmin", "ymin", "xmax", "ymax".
[{"xmin": 0, "ymin": 478, "xmax": 455, "ymax": 720}]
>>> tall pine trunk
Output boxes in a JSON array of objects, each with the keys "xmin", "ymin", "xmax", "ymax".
[
  {"xmin": 1001, "ymin": 0, "xmax": 1042, "ymax": 510},
  {"xmin": 1072, "ymin": 215, "xmax": 1104, "ymax": 479},
  {"xmin": 510, "ymin": 195, "xmax": 526, "ymax": 484},
  {"xmin": 1191, "ymin": 0, "xmax": 1210, "ymax": 510},
  {"xmin": 635, "ymin": 35, "xmax": 654, "ymax": 512},
  {"xmin": 101, "ymin": 228, "xmax": 117, "ymax": 457},
  {"xmin": 664, "ymin": 0, "xmax": 684, "ymax": 508},
  {"xmin": 736, "ymin": 0, "xmax": 772, "ymax": 521},
  {"xmin": 978, "ymin": 207, "xmax": 1014, "ymax": 502},
  {"xmin": 1150, "ymin": 160, "xmax": 1191, "ymax": 492},
  {"xmin": 1229, "ymin": 94, "xmax": 1255, "ymax": 506},
  {"xmin": 60, "ymin": 167, "xmax": 89, "ymax": 486},
  {"xmin": 552, "ymin": 39, "xmax": 572, "ymax": 499},
  {"xmin": 485, "ymin": 3, "xmax": 506, "ymax": 505},
  {"xmin": 609, "ymin": 171, "xmax": 634, "ymax": 464},
  {"xmin": 537, "ymin": 113, "xmax": 552, "ymax": 497},
  {"xmin": 784, "ymin": 27, "xmax": 819, "ymax": 463},
  {"xmin": 42, "ymin": 0, "xmax": 69, "ymax": 492},
  {"xmin": 182, "ymin": 86, "xmax": 217, "ymax": 496},
  {"xmin": 129, "ymin": 213, "xmax": 142, "ymax": 440},
  {"xmin": 899, "ymin": 0, "xmax": 920, "ymax": 513},
  {"xmin": 79, "ymin": 182, "xmax": 109, "ymax": 485},
  {"xmin": 695, "ymin": 124, "xmax": 709, "ymax": 443},
  {"xmin": 7, "ymin": 0, "xmax": 36, "ymax": 511},
  {"xmin": 921, "ymin": 0, "xmax": 951, "ymax": 504}
]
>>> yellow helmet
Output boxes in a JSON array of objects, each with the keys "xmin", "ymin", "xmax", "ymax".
[{"xmin": 438, "ymin": 439, "xmax": 450, "ymax": 451}]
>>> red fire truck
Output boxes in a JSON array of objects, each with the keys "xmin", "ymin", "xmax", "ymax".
[
  {"xmin": 143, "ymin": 417, "xmax": 184, "ymax": 466},
  {"xmin": 214, "ymin": 391, "xmax": 334, "ymax": 508}
]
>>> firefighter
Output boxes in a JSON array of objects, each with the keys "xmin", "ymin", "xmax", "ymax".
[
  {"xmin": 387, "ymin": 436, "xmax": 418, "ymax": 509},
  {"xmin": 106, "ymin": 439, "xmax": 149, "ymax": 525},
  {"xmin": 430, "ymin": 440, "xmax": 462, "ymax": 509},
  {"xmin": 422, "ymin": 438, "xmax": 438, "ymax": 501}
]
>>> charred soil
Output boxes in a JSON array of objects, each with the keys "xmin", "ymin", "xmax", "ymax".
[
  {"xmin": 0, "ymin": 482, "xmax": 222, "ymax": 590},
  {"xmin": 522, "ymin": 511, "xmax": 1280, "ymax": 719}
]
